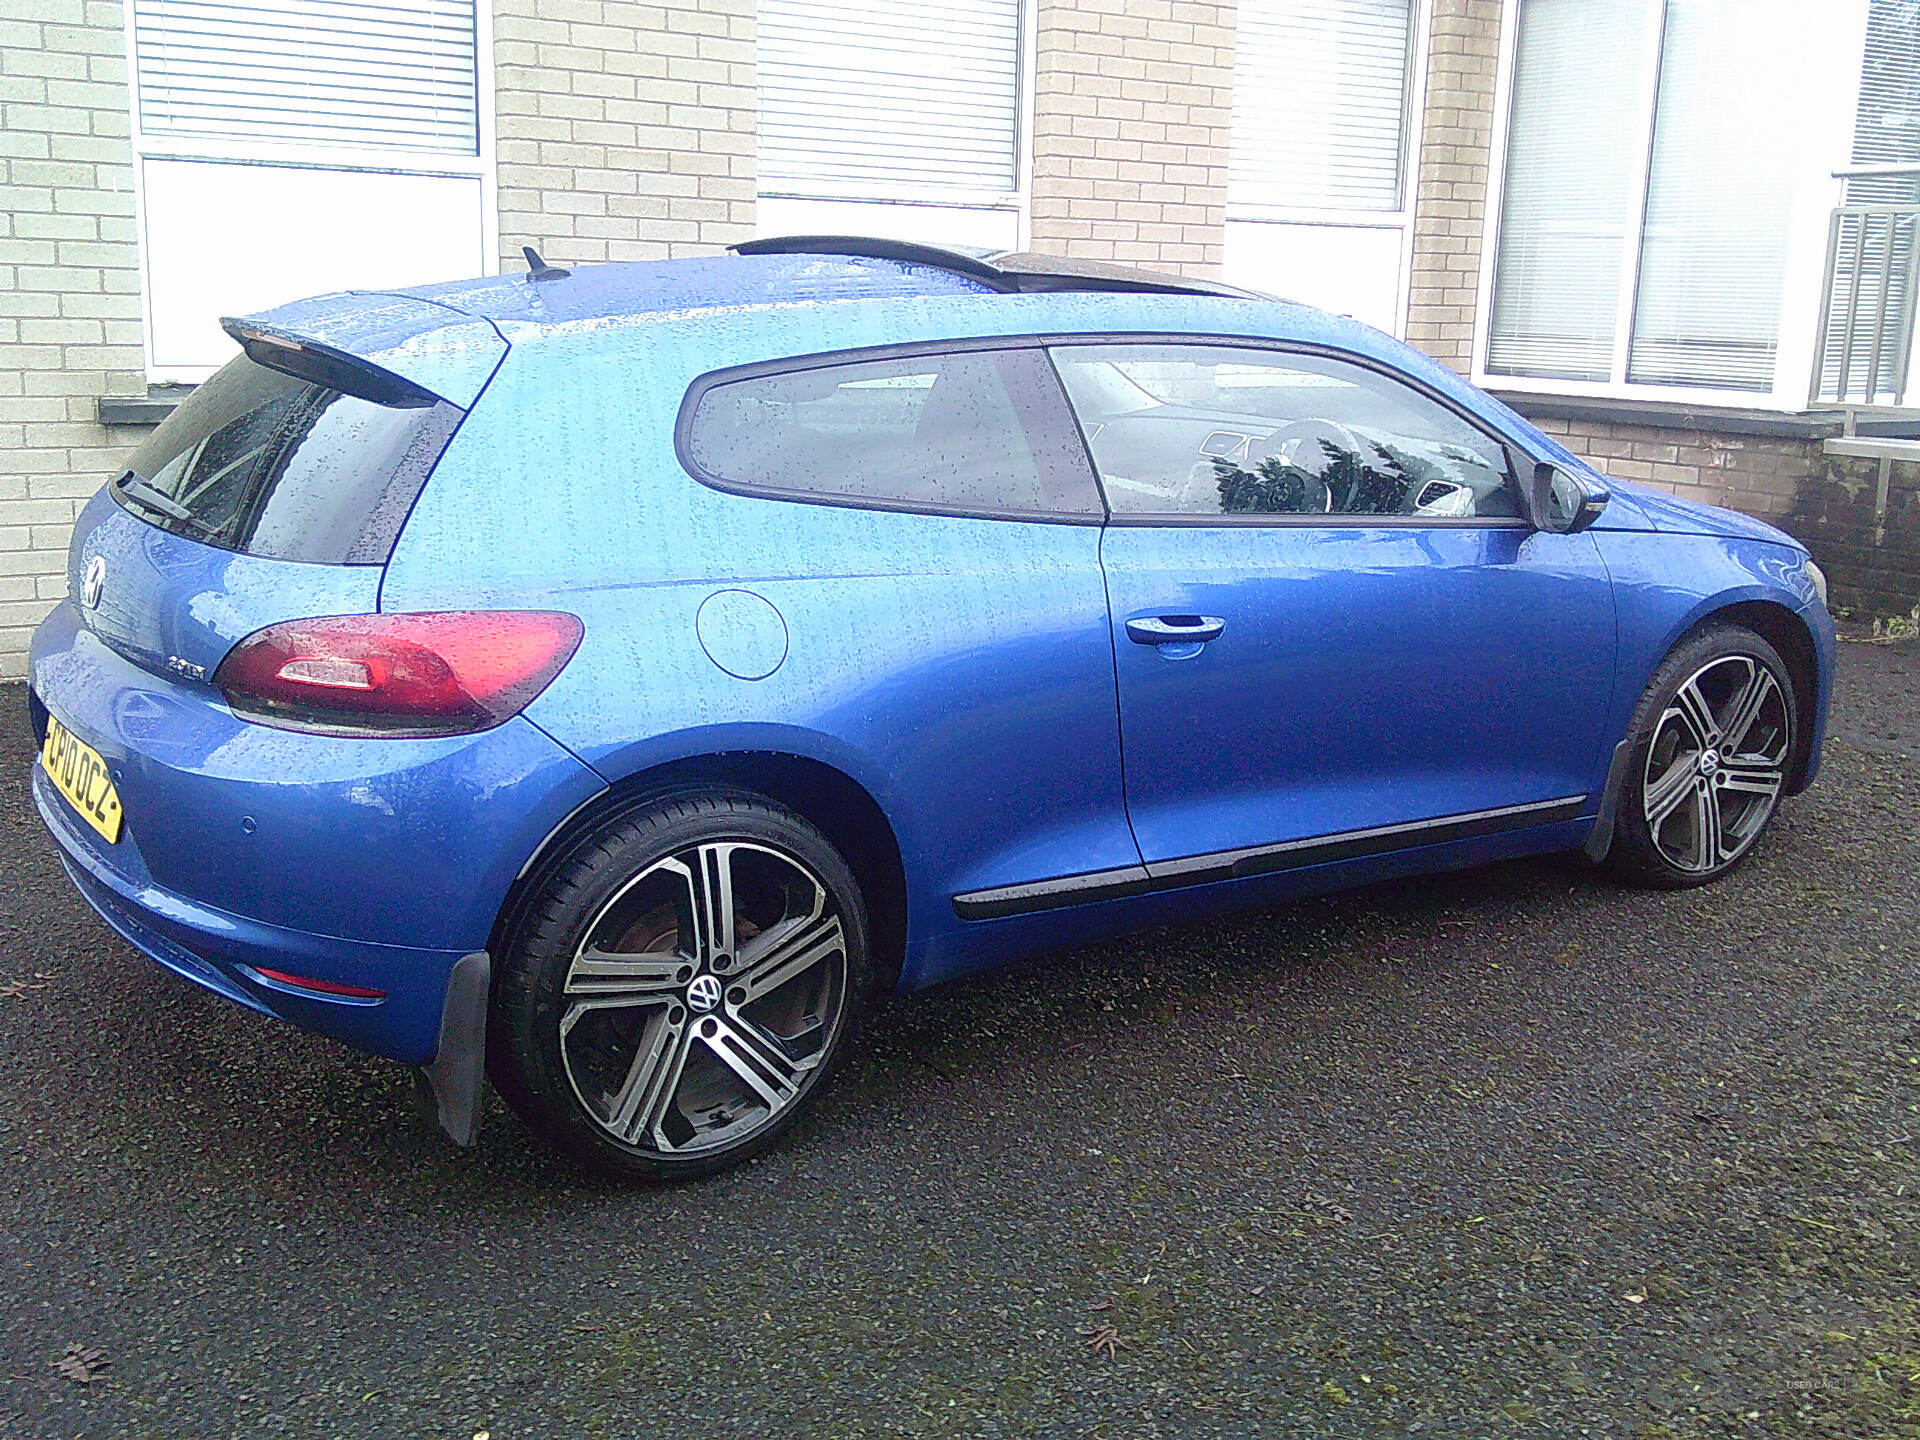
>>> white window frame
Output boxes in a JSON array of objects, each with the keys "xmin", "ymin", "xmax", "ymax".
[
  {"xmin": 754, "ymin": 0, "xmax": 1036, "ymax": 249},
  {"xmin": 1472, "ymin": 0, "xmax": 1868, "ymax": 411},
  {"xmin": 124, "ymin": 0, "xmax": 499, "ymax": 384},
  {"xmin": 1223, "ymin": 0, "xmax": 1432, "ymax": 336}
]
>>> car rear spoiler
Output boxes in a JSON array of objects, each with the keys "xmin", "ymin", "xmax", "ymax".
[
  {"xmin": 223, "ymin": 323, "xmax": 442, "ymax": 408},
  {"xmin": 220, "ymin": 291, "xmax": 509, "ymax": 410}
]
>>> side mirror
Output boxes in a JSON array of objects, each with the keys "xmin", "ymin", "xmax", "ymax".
[{"xmin": 1527, "ymin": 462, "xmax": 1609, "ymax": 534}]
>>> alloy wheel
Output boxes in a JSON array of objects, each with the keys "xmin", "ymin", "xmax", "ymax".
[
  {"xmin": 1640, "ymin": 654, "xmax": 1792, "ymax": 874},
  {"xmin": 557, "ymin": 840, "xmax": 849, "ymax": 1156}
]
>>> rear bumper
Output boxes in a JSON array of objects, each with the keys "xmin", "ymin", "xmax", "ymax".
[
  {"xmin": 39, "ymin": 763, "xmax": 469, "ymax": 1064},
  {"xmin": 28, "ymin": 599, "xmax": 608, "ymax": 1065}
]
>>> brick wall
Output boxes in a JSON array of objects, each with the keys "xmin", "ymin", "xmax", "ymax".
[
  {"xmin": 1403, "ymin": 0, "xmax": 1503, "ymax": 375},
  {"xmin": 0, "ymin": 0, "xmax": 144, "ymax": 678},
  {"xmin": 1790, "ymin": 452, "xmax": 1920, "ymax": 619},
  {"xmin": 1527, "ymin": 416, "xmax": 1819, "ymax": 521},
  {"xmin": 1027, "ymin": 0, "xmax": 1236, "ymax": 277},
  {"xmin": 492, "ymin": 0, "xmax": 756, "ymax": 268}
]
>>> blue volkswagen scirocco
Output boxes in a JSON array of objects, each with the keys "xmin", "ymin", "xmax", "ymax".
[{"xmin": 28, "ymin": 238, "xmax": 1833, "ymax": 1178}]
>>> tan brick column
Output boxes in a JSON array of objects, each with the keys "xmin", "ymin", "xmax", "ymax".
[
  {"xmin": 492, "ymin": 0, "xmax": 757, "ymax": 268},
  {"xmin": 1027, "ymin": 0, "xmax": 1237, "ymax": 277},
  {"xmin": 0, "ymin": 0, "xmax": 146, "ymax": 675},
  {"xmin": 1403, "ymin": 0, "xmax": 1505, "ymax": 373}
]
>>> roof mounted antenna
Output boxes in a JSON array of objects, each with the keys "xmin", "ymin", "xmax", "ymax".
[{"xmin": 521, "ymin": 245, "xmax": 570, "ymax": 282}]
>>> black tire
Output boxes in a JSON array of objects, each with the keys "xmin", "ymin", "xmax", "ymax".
[
  {"xmin": 489, "ymin": 789, "xmax": 873, "ymax": 1181},
  {"xmin": 1604, "ymin": 625, "xmax": 1798, "ymax": 889}
]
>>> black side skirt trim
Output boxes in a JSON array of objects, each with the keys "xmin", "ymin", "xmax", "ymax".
[{"xmin": 951, "ymin": 795, "xmax": 1589, "ymax": 921}]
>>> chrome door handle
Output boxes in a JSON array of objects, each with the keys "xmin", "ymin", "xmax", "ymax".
[{"xmin": 1125, "ymin": 615, "xmax": 1225, "ymax": 646}]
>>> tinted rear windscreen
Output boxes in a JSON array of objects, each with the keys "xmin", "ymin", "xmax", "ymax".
[{"xmin": 118, "ymin": 356, "xmax": 462, "ymax": 564}]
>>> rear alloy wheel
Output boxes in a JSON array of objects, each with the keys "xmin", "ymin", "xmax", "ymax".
[
  {"xmin": 491, "ymin": 793, "xmax": 871, "ymax": 1179},
  {"xmin": 1607, "ymin": 627, "xmax": 1797, "ymax": 888}
]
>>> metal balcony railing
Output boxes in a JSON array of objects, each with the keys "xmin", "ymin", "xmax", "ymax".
[{"xmin": 1811, "ymin": 164, "xmax": 1920, "ymax": 410}]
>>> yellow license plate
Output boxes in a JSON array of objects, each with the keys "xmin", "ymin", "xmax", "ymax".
[{"xmin": 42, "ymin": 713, "xmax": 123, "ymax": 844}]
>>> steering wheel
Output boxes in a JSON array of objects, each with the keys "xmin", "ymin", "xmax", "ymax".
[{"xmin": 1231, "ymin": 419, "xmax": 1367, "ymax": 514}]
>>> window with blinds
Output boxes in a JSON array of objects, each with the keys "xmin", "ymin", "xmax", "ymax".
[
  {"xmin": 1228, "ymin": 0, "xmax": 1414, "ymax": 213},
  {"xmin": 132, "ymin": 0, "xmax": 480, "ymax": 155},
  {"xmin": 1486, "ymin": 0, "xmax": 1648, "ymax": 381},
  {"xmin": 1814, "ymin": 0, "xmax": 1920, "ymax": 403},
  {"xmin": 1850, "ymin": 0, "xmax": 1920, "ymax": 198},
  {"xmin": 1627, "ymin": 0, "xmax": 1798, "ymax": 389},
  {"xmin": 757, "ymin": 0, "xmax": 1021, "ymax": 193},
  {"xmin": 128, "ymin": 0, "xmax": 489, "ymax": 377},
  {"xmin": 1488, "ymin": 0, "xmax": 1809, "ymax": 393}
]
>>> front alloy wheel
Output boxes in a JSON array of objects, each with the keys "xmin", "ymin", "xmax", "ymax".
[
  {"xmin": 1640, "ymin": 654, "xmax": 1791, "ymax": 874},
  {"xmin": 1609, "ymin": 626, "xmax": 1799, "ymax": 888},
  {"xmin": 492, "ymin": 793, "xmax": 871, "ymax": 1179}
]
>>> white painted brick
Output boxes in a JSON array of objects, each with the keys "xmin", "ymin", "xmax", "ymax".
[
  {"xmin": 496, "ymin": 0, "xmax": 754, "ymax": 265},
  {"xmin": 0, "ymin": 597, "xmax": 60, "ymax": 627},
  {"xmin": 1027, "ymin": 0, "xmax": 1233, "ymax": 276},
  {"xmin": 0, "ymin": 0, "xmax": 142, "ymax": 668},
  {"xmin": 0, "ymin": 538, "xmax": 73, "ymax": 577}
]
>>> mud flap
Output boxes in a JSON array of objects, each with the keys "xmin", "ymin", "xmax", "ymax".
[
  {"xmin": 413, "ymin": 950, "xmax": 490, "ymax": 1146},
  {"xmin": 1583, "ymin": 739, "xmax": 1637, "ymax": 862}
]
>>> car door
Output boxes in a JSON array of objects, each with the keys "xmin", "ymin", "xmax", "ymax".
[{"xmin": 1050, "ymin": 341, "xmax": 1617, "ymax": 869}]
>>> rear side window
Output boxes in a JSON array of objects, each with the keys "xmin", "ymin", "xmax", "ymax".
[
  {"xmin": 118, "ymin": 356, "xmax": 461, "ymax": 564},
  {"xmin": 681, "ymin": 347, "xmax": 1103, "ymax": 519}
]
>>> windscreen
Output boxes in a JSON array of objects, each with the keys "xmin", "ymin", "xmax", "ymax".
[{"xmin": 118, "ymin": 355, "xmax": 462, "ymax": 564}]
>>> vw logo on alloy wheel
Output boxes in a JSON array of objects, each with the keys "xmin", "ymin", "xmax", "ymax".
[
  {"xmin": 81, "ymin": 555, "xmax": 106, "ymax": 610},
  {"xmin": 686, "ymin": 973, "xmax": 724, "ymax": 1013}
]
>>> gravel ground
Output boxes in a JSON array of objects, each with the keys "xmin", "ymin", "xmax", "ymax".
[{"xmin": 1, "ymin": 640, "xmax": 1916, "ymax": 1440}]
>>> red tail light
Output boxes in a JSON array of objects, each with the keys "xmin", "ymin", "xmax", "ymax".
[{"xmin": 214, "ymin": 611, "xmax": 583, "ymax": 736}]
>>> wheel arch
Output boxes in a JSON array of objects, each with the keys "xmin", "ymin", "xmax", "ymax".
[
  {"xmin": 487, "ymin": 748, "xmax": 911, "ymax": 997},
  {"xmin": 1588, "ymin": 592, "xmax": 1824, "ymax": 865}
]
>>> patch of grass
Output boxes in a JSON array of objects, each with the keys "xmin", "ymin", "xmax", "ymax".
[{"xmin": 1871, "ymin": 607, "xmax": 1919, "ymax": 643}]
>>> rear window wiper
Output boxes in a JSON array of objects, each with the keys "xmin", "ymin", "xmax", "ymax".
[{"xmin": 111, "ymin": 471, "xmax": 218, "ymax": 538}]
